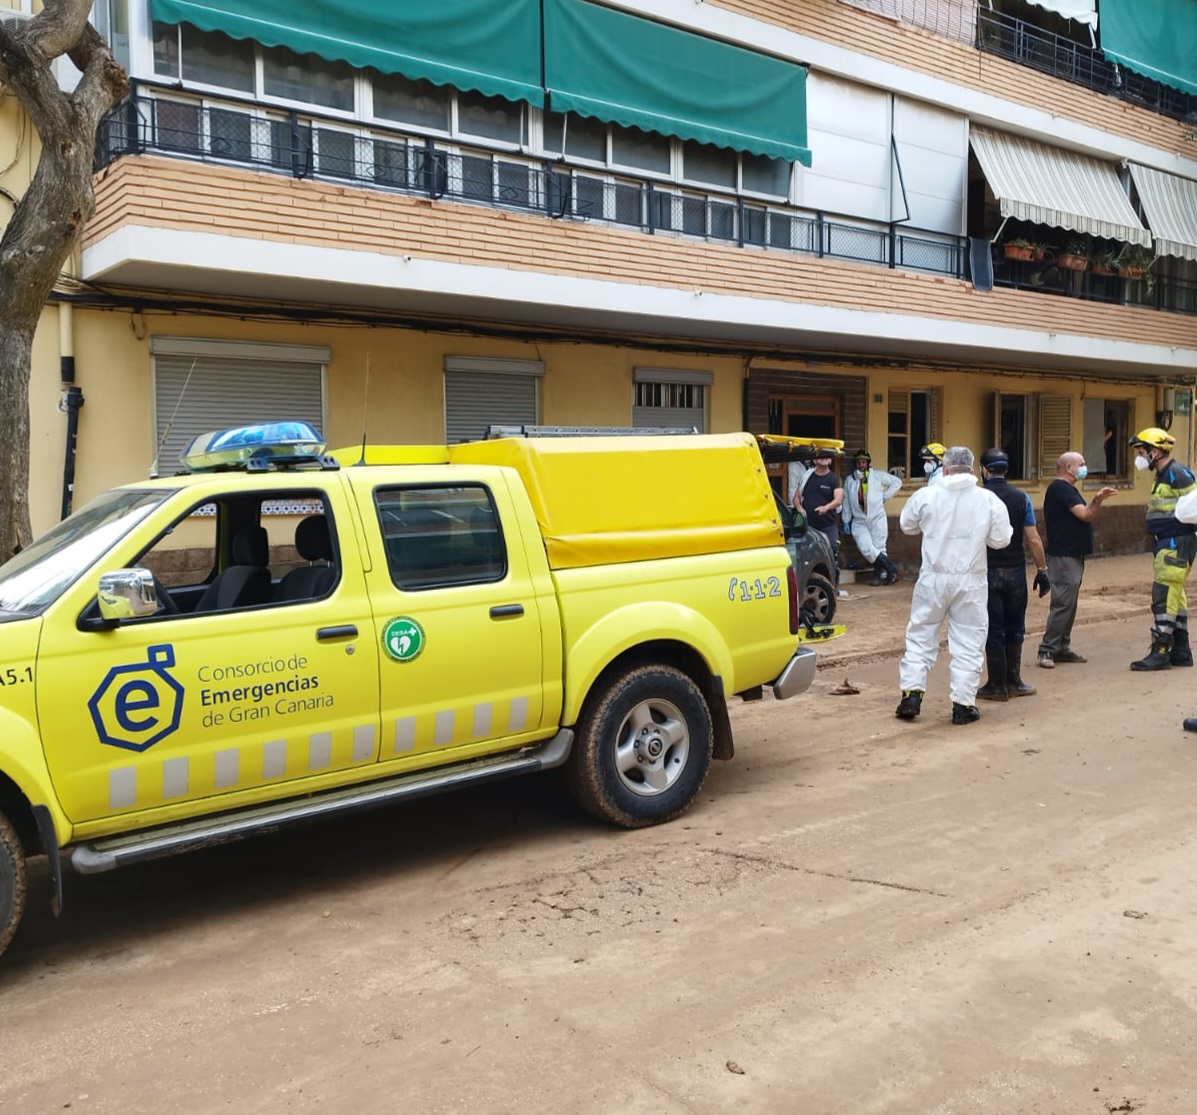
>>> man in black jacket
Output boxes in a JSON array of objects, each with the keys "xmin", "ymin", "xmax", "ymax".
[{"xmin": 976, "ymin": 448, "xmax": 1050, "ymax": 701}]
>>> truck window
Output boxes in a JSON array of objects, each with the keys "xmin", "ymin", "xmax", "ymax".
[
  {"xmin": 374, "ymin": 485, "xmax": 506, "ymax": 591},
  {"xmin": 133, "ymin": 492, "xmax": 337, "ymax": 615}
]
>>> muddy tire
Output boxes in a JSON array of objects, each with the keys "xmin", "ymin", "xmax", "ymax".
[
  {"xmin": 565, "ymin": 665, "xmax": 713, "ymax": 828},
  {"xmin": 802, "ymin": 573, "xmax": 837, "ymax": 624},
  {"xmin": 0, "ymin": 810, "xmax": 27, "ymax": 959}
]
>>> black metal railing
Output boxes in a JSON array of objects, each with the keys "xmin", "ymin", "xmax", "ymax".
[
  {"xmin": 95, "ymin": 82, "xmax": 968, "ymax": 281},
  {"xmin": 992, "ymin": 249, "xmax": 1196, "ymax": 317},
  {"xmin": 976, "ymin": 9, "xmax": 1197, "ymax": 124}
]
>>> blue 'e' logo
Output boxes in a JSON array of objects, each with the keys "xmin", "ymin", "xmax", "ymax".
[{"xmin": 88, "ymin": 644, "xmax": 185, "ymax": 753}]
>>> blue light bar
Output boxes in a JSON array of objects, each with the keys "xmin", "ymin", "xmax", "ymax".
[{"xmin": 180, "ymin": 422, "xmax": 327, "ymax": 472}]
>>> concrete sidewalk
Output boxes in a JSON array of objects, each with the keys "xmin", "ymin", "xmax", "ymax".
[{"xmin": 819, "ymin": 552, "xmax": 1152, "ymax": 670}]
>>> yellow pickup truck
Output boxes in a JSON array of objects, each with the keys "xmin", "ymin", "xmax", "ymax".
[{"xmin": 0, "ymin": 422, "xmax": 821, "ymax": 956}]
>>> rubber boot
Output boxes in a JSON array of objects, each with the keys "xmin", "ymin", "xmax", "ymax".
[
  {"xmin": 895, "ymin": 690, "xmax": 923, "ymax": 720},
  {"xmin": 952, "ymin": 703, "xmax": 981, "ymax": 725},
  {"xmin": 1171, "ymin": 628, "xmax": 1193, "ymax": 667},
  {"xmin": 976, "ymin": 645, "xmax": 1008, "ymax": 701},
  {"xmin": 1005, "ymin": 644, "xmax": 1037, "ymax": 697},
  {"xmin": 870, "ymin": 562, "xmax": 883, "ymax": 587},
  {"xmin": 1185, "ymin": 718, "xmax": 1197, "ymax": 732},
  {"xmin": 1130, "ymin": 630, "xmax": 1174, "ymax": 671},
  {"xmin": 883, "ymin": 554, "xmax": 901, "ymax": 584}
]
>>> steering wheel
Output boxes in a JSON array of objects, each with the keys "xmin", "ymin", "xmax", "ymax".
[{"xmin": 150, "ymin": 573, "xmax": 180, "ymax": 615}]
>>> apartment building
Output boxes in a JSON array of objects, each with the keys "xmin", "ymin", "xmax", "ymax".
[{"xmin": 8, "ymin": 0, "xmax": 1197, "ymax": 555}]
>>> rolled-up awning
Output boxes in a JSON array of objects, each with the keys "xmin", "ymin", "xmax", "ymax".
[
  {"xmin": 149, "ymin": 0, "xmax": 544, "ymax": 106},
  {"xmin": 543, "ymin": 0, "xmax": 811, "ymax": 165},
  {"xmin": 1128, "ymin": 164, "xmax": 1197, "ymax": 262},
  {"xmin": 969, "ymin": 126, "xmax": 1151, "ymax": 247},
  {"xmin": 1025, "ymin": 0, "xmax": 1097, "ymax": 30}
]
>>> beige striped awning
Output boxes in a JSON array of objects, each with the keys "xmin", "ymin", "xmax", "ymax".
[
  {"xmin": 970, "ymin": 126, "xmax": 1152, "ymax": 247},
  {"xmin": 1128, "ymin": 163, "xmax": 1197, "ymax": 263}
]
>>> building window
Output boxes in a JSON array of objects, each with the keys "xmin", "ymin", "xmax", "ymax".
[
  {"xmin": 992, "ymin": 391, "xmax": 1071, "ymax": 482},
  {"xmin": 150, "ymin": 338, "xmax": 328, "ymax": 475},
  {"xmin": 152, "ymin": 21, "xmax": 255, "ymax": 93},
  {"xmin": 263, "ymin": 45, "xmax": 355, "ymax": 112},
  {"xmin": 887, "ymin": 388, "xmax": 942, "ymax": 482},
  {"xmin": 443, "ymin": 356, "xmax": 543, "ymax": 444},
  {"xmin": 1083, "ymin": 398, "xmax": 1130, "ymax": 478},
  {"xmin": 632, "ymin": 368, "xmax": 712, "ymax": 431}
]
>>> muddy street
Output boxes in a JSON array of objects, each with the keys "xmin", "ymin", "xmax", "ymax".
[{"xmin": 2, "ymin": 556, "xmax": 1195, "ymax": 1115}]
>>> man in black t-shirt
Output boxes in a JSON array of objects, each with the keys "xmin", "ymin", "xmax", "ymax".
[
  {"xmin": 793, "ymin": 449, "xmax": 845, "ymax": 591},
  {"xmin": 1036, "ymin": 452, "xmax": 1116, "ymax": 668}
]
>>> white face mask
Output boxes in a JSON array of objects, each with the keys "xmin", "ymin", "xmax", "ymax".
[
  {"xmin": 1134, "ymin": 454, "xmax": 1151, "ymax": 472},
  {"xmin": 853, "ymin": 469, "xmax": 866, "ymax": 480},
  {"xmin": 924, "ymin": 461, "xmax": 938, "ymax": 476}
]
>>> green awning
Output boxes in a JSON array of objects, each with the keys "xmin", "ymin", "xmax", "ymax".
[
  {"xmin": 149, "ymin": 0, "xmax": 544, "ymax": 106},
  {"xmin": 1099, "ymin": 0, "xmax": 1197, "ymax": 98},
  {"xmin": 543, "ymin": 0, "xmax": 811, "ymax": 165}
]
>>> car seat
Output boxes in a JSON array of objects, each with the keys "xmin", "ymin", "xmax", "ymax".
[
  {"xmin": 192, "ymin": 525, "xmax": 273, "ymax": 612},
  {"xmin": 273, "ymin": 515, "xmax": 337, "ymax": 602}
]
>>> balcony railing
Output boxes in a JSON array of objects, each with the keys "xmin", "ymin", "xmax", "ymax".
[
  {"xmin": 94, "ymin": 82, "xmax": 967, "ymax": 281},
  {"xmin": 976, "ymin": 9, "xmax": 1197, "ymax": 125}
]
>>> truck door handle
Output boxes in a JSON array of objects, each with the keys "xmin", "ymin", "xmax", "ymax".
[
  {"xmin": 316, "ymin": 624, "xmax": 358, "ymax": 641},
  {"xmin": 489, "ymin": 604, "xmax": 524, "ymax": 619}
]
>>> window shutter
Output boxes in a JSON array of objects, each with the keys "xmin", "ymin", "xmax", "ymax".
[
  {"xmin": 1038, "ymin": 394, "xmax": 1072, "ymax": 480},
  {"xmin": 930, "ymin": 387, "xmax": 944, "ymax": 441},
  {"xmin": 153, "ymin": 354, "xmax": 324, "ymax": 475},
  {"xmin": 444, "ymin": 370, "xmax": 538, "ymax": 443}
]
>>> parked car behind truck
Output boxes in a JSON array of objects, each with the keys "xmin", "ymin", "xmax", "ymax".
[{"xmin": 0, "ymin": 424, "xmax": 824, "ymax": 957}]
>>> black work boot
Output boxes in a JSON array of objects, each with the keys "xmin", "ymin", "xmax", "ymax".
[
  {"xmin": 870, "ymin": 562, "xmax": 883, "ymax": 586},
  {"xmin": 1005, "ymin": 644, "xmax": 1037, "ymax": 697},
  {"xmin": 952, "ymin": 703, "xmax": 981, "ymax": 725},
  {"xmin": 1131, "ymin": 630, "xmax": 1174, "ymax": 671},
  {"xmin": 976, "ymin": 645, "xmax": 1008, "ymax": 701},
  {"xmin": 895, "ymin": 690, "xmax": 923, "ymax": 720},
  {"xmin": 1171, "ymin": 628, "xmax": 1193, "ymax": 667},
  {"xmin": 883, "ymin": 554, "xmax": 901, "ymax": 584},
  {"xmin": 1185, "ymin": 718, "xmax": 1197, "ymax": 732}
]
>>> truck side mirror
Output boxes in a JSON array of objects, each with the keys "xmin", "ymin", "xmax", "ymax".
[
  {"xmin": 97, "ymin": 567, "xmax": 160, "ymax": 622},
  {"xmin": 790, "ymin": 507, "xmax": 808, "ymax": 534}
]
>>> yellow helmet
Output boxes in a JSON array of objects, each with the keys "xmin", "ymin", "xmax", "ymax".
[
  {"xmin": 1128, "ymin": 427, "xmax": 1175, "ymax": 452},
  {"xmin": 919, "ymin": 442, "xmax": 947, "ymax": 462}
]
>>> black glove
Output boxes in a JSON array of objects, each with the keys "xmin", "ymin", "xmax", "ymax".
[{"xmin": 1033, "ymin": 568, "xmax": 1050, "ymax": 598}]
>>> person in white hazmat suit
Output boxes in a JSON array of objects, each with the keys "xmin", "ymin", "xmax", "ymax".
[
  {"xmin": 841, "ymin": 449, "xmax": 903, "ymax": 585},
  {"xmin": 895, "ymin": 446, "xmax": 1013, "ymax": 725}
]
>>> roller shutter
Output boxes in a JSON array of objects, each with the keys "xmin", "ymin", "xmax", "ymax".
[
  {"xmin": 153, "ymin": 353, "xmax": 324, "ymax": 475},
  {"xmin": 444, "ymin": 358, "xmax": 541, "ymax": 443}
]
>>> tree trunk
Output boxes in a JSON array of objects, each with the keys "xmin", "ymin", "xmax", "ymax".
[{"xmin": 0, "ymin": 1, "xmax": 127, "ymax": 561}]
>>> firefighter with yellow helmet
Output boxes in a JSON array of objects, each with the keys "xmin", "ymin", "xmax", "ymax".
[
  {"xmin": 1127, "ymin": 426, "xmax": 1197, "ymax": 671},
  {"xmin": 920, "ymin": 442, "xmax": 947, "ymax": 487}
]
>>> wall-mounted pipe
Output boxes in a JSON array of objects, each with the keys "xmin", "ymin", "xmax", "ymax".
[{"xmin": 58, "ymin": 301, "xmax": 83, "ymax": 520}]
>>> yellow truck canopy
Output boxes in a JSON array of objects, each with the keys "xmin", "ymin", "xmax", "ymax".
[{"xmin": 449, "ymin": 433, "xmax": 782, "ymax": 569}]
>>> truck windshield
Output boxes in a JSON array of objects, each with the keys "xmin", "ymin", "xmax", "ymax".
[{"xmin": 0, "ymin": 488, "xmax": 174, "ymax": 614}]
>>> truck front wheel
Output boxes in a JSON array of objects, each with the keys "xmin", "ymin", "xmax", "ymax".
[
  {"xmin": 566, "ymin": 665, "xmax": 713, "ymax": 828},
  {"xmin": 0, "ymin": 811, "xmax": 27, "ymax": 958}
]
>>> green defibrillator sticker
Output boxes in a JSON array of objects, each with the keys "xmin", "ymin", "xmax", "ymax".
[{"xmin": 382, "ymin": 616, "xmax": 425, "ymax": 663}]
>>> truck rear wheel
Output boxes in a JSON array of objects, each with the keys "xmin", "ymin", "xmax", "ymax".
[
  {"xmin": 566, "ymin": 665, "xmax": 713, "ymax": 828},
  {"xmin": 0, "ymin": 811, "xmax": 27, "ymax": 958}
]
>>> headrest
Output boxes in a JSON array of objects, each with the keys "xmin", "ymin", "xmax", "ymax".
[
  {"xmin": 232, "ymin": 525, "xmax": 269, "ymax": 566},
  {"xmin": 294, "ymin": 515, "xmax": 333, "ymax": 562}
]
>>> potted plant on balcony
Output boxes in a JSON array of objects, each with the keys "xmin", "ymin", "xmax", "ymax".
[
  {"xmin": 1090, "ymin": 248, "xmax": 1120, "ymax": 276},
  {"xmin": 1056, "ymin": 238, "xmax": 1090, "ymax": 271},
  {"xmin": 1002, "ymin": 237, "xmax": 1035, "ymax": 261},
  {"xmin": 1030, "ymin": 241, "xmax": 1051, "ymax": 261},
  {"xmin": 1117, "ymin": 244, "xmax": 1153, "ymax": 280}
]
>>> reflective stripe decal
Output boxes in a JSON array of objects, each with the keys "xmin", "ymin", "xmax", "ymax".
[
  {"xmin": 393, "ymin": 717, "xmax": 416, "ymax": 754},
  {"xmin": 353, "ymin": 724, "xmax": 375, "ymax": 762},
  {"xmin": 508, "ymin": 697, "xmax": 528, "ymax": 733},
  {"xmin": 214, "ymin": 749, "xmax": 239, "ymax": 789},
  {"xmin": 163, "ymin": 757, "xmax": 188, "ymax": 799},
  {"xmin": 110, "ymin": 768, "xmax": 136, "ymax": 810},
  {"xmin": 263, "ymin": 739, "xmax": 287, "ymax": 780},
  {"xmin": 473, "ymin": 703, "xmax": 492, "ymax": 739},
  {"xmin": 434, "ymin": 710, "xmax": 454, "ymax": 746},
  {"xmin": 309, "ymin": 732, "xmax": 332, "ymax": 770}
]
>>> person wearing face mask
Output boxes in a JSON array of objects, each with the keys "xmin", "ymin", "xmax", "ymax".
[
  {"xmin": 920, "ymin": 442, "xmax": 947, "ymax": 486},
  {"xmin": 1127, "ymin": 427, "xmax": 1197, "ymax": 671},
  {"xmin": 841, "ymin": 449, "xmax": 903, "ymax": 585},
  {"xmin": 895, "ymin": 446, "xmax": 1012, "ymax": 726},
  {"xmin": 1036, "ymin": 452, "xmax": 1116, "ymax": 669},
  {"xmin": 1174, "ymin": 487, "xmax": 1197, "ymax": 729}
]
